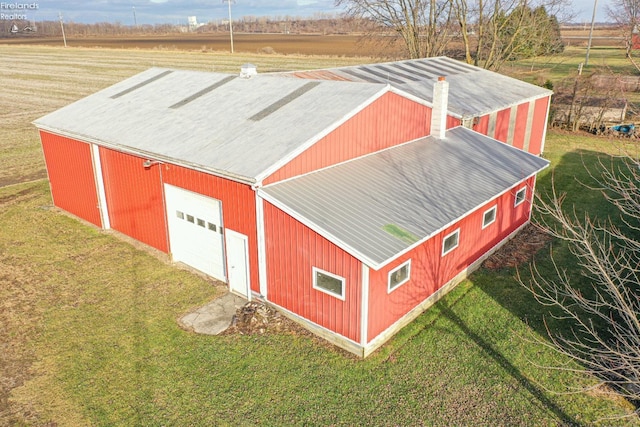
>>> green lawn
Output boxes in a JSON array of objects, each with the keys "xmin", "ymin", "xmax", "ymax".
[
  {"xmin": 505, "ymin": 46, "xmax": 640, "ymax": 108},
  {"xmin": 2, "ymin": 132, "xmax": 638, "ymax": 425},
  {"xmin": 1, "ymin": 44, "xmax": 639, "ymax": 425},
  {"xmin": 506, "ymin": 45, "xmax": 638, "ymax": 82}
]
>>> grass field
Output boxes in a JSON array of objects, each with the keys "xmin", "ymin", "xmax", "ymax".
[
  {"xmin": 506, "ymin": 45, "xmax": 640, "ymax": 121},
  {"xmin": 1, "ymin": 44, "xmax": 639, "ymax": 425},
  {"xmin": 506, "ymin": 45, "xmax": 639, "ymax": 86}
]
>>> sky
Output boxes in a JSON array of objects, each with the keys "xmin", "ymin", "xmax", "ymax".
[
  {"xmin": 570, "ymin": 0, "xmax": 610, "ymax": 24},
  {"xmin": 0, "ymin": 0, "xmax": 613, "ymax": 26}
]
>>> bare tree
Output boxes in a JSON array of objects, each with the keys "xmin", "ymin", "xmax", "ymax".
[
  {"xmin": 336, "ymin": 0, "xmax": 455, "ymax": 58},
  {"xmin": 607, "ymin": 0, "xmax": 640, "ymax": 57},
  {"xmin": 454, "ymin": 0, "xmax": 568, "ymax": 70},
  {"xmin": 522, "ymin": 154, "xmax": 640, "ymax": 407},
  {"xmin": 551, "ymin": 68, "xmax": 627, "ymax": 133},
  {"xmin": 337, "ymin": 0, "xmax": 568, "ymax": 67}
]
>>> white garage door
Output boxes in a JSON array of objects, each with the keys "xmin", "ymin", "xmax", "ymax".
[{"xmin": 164, "ymin": 184, "xmax": 226, "ymax": 281}]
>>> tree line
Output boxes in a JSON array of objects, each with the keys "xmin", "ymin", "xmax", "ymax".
[
  {"xmin": 0, "ymin": 1, "xmax": 566, "ymax": 71},
  {"xmin": 337, "ymin": 0, "xmax": 567, "ymax": 70},
  {"xmin": 0, "ymin": 15, "xmax": 377, "ymax": 39}
]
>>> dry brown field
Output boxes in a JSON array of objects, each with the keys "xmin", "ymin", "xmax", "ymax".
[
  {"xmin": 561, "ymin": 27, "xmax": 625, "ymax": 48},
  {"xmin": 0, "ymin": 33, "xmax": 393, "ymax": 57},
  {"xmin": 0, "ymin": 27, "xmax": 626, "ymax": 55}
]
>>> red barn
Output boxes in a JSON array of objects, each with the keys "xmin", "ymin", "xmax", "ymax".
[
  {"xmin": 35, "ymin": 59, "xmax": 549, "ymax": 357},
  {"xmin": 280, "ymin": 57, "xmax": 552, "ymax": 156}
]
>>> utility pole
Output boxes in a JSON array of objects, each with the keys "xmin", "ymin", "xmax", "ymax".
[
  {"xmin": 585, "ymin": 0, "xmax": 598, "ymax": 66},
  {"xmin": 58, "ymin": 12, "xmax": 67, "ymax": 48},
  {"xmin": 133, "ymin": 6, "xmax": 138, "ymax": 27},
  {"xmin": 222, "ymin": 0, "xmax": 234, "ymax": 53}
]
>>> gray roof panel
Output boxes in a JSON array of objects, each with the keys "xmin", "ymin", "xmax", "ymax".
[
  {"xmin": 34, "ymin": 68, "xmax": 387, "ymax": 182},
  {"xmin": 260, "ymin": 126, "xmax": 549, "ymax": 268},
  {"xmin": 277, "ymin": 57, "xmax": 552, "ymax": 118}
]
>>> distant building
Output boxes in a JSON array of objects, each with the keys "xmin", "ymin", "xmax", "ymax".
[{"xmin": 188, "ymin": 16, "xmax": 204, "ymax": 31}]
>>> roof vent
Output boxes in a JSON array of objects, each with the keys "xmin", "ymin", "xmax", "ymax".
[{"xmin": 240, "ymin": 63, "xmax": 257, "ymax": 79}]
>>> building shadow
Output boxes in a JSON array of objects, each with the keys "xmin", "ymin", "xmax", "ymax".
[
  {"xmin": 438, "ymin": 300, "xmax": 580, "ymax": 425},
  {"xmin": 470, "ymin": 147, "xmax": 640, "ymax": 415}
]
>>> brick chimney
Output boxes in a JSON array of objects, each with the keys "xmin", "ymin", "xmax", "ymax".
[{"xmin": 431, "ymin": 76, "xmax": 449, "ymax": 139}]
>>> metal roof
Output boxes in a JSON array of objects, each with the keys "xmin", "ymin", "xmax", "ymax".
[
  {"xmin": 34, "ymin": 68, "xmax": 388, "ymax": 183},
  {"xmin": 259, "ymin": 126, "xmax": 550, "ymax": 269},
  {"xmin": 279, "ymin": 57, "xmax": 552, "ymax": 118}
]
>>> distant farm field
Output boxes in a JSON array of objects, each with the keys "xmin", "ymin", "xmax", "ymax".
[
  {"xmin": 0, "ymin": 27, "xmax": 625, "ymax": 56},
  {"xmin": 561, "ymin": 27, "xmax": 625, "ymax": 48},
  {"xmin": 0, "ymin": 33, "xmax": 387, "ymax": 57}
]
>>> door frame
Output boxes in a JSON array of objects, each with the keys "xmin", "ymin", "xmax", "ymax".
[{"xmin": 225, "ymin": 229, "xmax": 251, "ymax": 300}]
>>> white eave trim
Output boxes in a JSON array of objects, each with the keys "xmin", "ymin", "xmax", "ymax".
[
  {"xmin": 260, "ymin": 168, "xmax": 548, "ymax": 272},
  {"xmin": 258, "ymin": 132, "xmax": 434, "ymax": 188},
  {"xmin": 254, "ymin": 84, "xmax": 392, "ymax": 184},
  {"xmin": 257, "ymin": 189, "xmax": 381, "ymax": 269},
  {"xmin": 33, "ymin": 124, "xmax": 257, "ymax": 186},
  {"xmin": 464, "ymin": 125, "xmax": 553, "ymax": 159},
  {"xmin": 373, "ymin": 169, "xmax": 548, "ymax": 270},
  {"xmin": 463, "ymin": 92, "xmax": 553, "ymax": 120},
  {"xmin": 387, "ymin": 86, "xmax": 432, "ymax": 108}
]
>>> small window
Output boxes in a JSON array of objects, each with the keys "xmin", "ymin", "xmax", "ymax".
[
  {"xmin": 176, "ymin": 211, "xmax": 184, "ymax": 220},
  {"xmin": 388, "ymin": 260, "xmax": 411, "ymax": 292},
  {"xmin": 515, "ymin": 187, "xmax": 527, "ymax": 206},
  {"xmin": 219, "ymin": 226, "xmax": 224, "ymax": 235},
  {"xmin": 186, "ymin": 214, "xmax": 194, "ymax": 223},
  {"xmin": 442, "ymin": 229, "xmax": 460, "ymax": 256},
  {"xmin": 313, "ymin": 267, "xmax": 345, "ymax": 300},
  {"xmin": 482, "ymin": 206, "xmax": 497, "ymax": 229},
  {"xmin": 208, "ymin": 222, "xmax": 217, "ymax": 232},
  {"xmin": 197, "ymin": 218, "xmax": 206, "ymax": 227}
]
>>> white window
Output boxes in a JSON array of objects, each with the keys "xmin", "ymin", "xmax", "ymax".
[
  {"xmin": 482, "ymin": 206, "xmax": 497, "ymax": 229},
  {"xmin": 388, "ymin": 260, "xmax": 411, "ymax": 292},
  {"xmin": 442, "ymin": 229, "xmax": 460, "ymax": 256},
  {"xmin": 313, "ymin": 267, "xmax": 345, "ymax": 300},
  {"xmin": 515, "ymin": 187, "xmax": 527, "ymax": 206}
]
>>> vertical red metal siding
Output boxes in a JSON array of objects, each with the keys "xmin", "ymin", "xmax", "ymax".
[
  {"xmin": 512, "ymin": 103, "xmax": 530, "ymax": 150},
  {"xmin": 263, "ymin": 201, "xmax": 362, "ymax": 342},
  {"xmin": 263, "ymin": 92, "xmax": 430, "ymax": 185},
  {"xmin": 98, "ymin": 147, "xmax": 168, "ymax": 252},
  {"xmin": 163, "ymin": 165, "xmax": 260, "ymax": 293},
  {"xmin": 39, "ymin": 131, "xmax": 102, "ymax": 227},
  {"xmin": 447, "ymin": 116, "xmax": 461, "ymax": 128},
  {"xmin": 528, "ymin": 97, "xmax": 550, "ymax": 155},
  {"xmin": 494, "ymin": 108, "xmax": 511, "ymax": 143},
  {"xmin": 473, "ymin": 115, "xmax": 490, "ymax": 135},
  {"xmin": 367, "ymin": 176, "xmax": 537, "ymax": 341}
]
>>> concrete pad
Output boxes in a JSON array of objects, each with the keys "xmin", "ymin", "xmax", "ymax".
[{"xmin": 179, "ymin": 293, "xmax": 247, "ymax": 335}]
